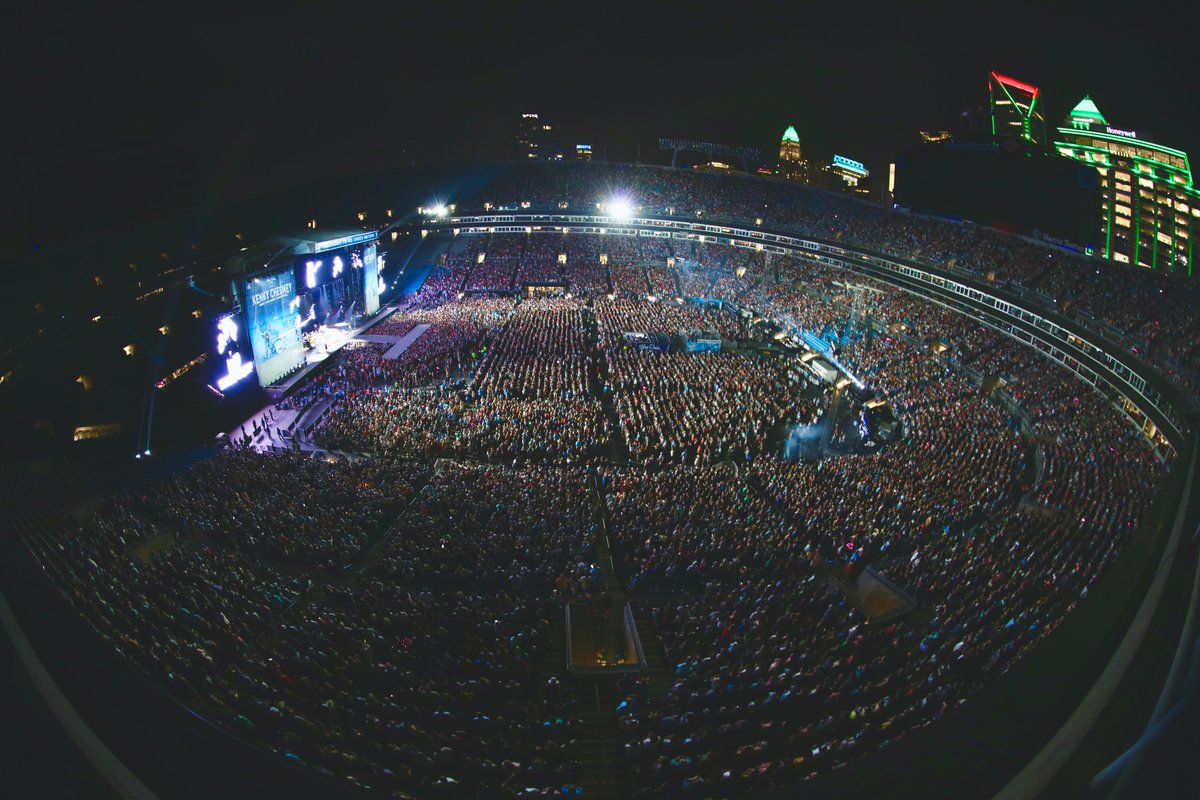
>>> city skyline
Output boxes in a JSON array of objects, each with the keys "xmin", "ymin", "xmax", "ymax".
[{"xmin": 5, "ymin": 2, "xmax": 1194, "ymax": 229}]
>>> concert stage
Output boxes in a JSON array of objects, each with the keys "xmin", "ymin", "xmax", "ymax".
[
  {"xmin": 260, "ymin": 304, "xmax": 397, "ymax": 399},
  {"xmin": 228, "ymin": 310, "xmax": 434, "ymax": 452},
  {"xmin": 306, "ymin": 323, "xmax": 356, "ymax": 361}
]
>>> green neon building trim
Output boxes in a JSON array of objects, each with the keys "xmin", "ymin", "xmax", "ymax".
[
  {"xmin": 1054, "ymin": 104, "xmax": 1200, "ymax": 273},
  {"xmin": 994, "ymin": 79, "xmax": 1031, "ymax": 141},
  {"xmin": 1056, "ymin": 127, "xmax": 1189, "ymax": 160},
  {"xmin": 782, "ymin": 126, "xmax": 800, "ymax": 143},
  {"xmin": 988, "ymin": 72, "xmax": 1045, "ymax": 144},
  {"xmin": 1105, "ymin": 197, "xmax": 1113, "ymax": 259},
  {"xmin": 1134, "ymin": 207, "xmax": 1140, "ymax": 266},
  {"xmin": 1070, "ymin": 96, "xmax": 1107, "ymax": 124},
  {"xmin": 1153, "ymin": 213, "xmax": 1159, "ymax": 270},
  {"xmin": 1055, "ymin": 131, "xmax": 1194, "ymax": 188}
]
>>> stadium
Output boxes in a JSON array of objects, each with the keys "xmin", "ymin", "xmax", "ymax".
[{"xmin": 1, "ymin": 156, "xmax": 1197, "ymax": 800}]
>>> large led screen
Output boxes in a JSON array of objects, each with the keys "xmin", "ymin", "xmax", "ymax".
[
  {"xmin": 243, "ymin": 268, "xmax": 304, "ymax": 386},
  {"xmin": 363, "ymin": 243, "xmax": 380, "ymax": 316},
  {"xmin": 212, "ymin": 312, "xmax": 255, "ymax": 391}
]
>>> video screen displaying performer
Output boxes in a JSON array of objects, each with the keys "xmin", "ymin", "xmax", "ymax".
[
  {"xmin": 242, "ymin": 268, "xmax": 304, "ymax": 386},
  {"xmin": 363, "ymin": 243, "xmax": 380, "ymax": 316},
  {"xmin": 211, "ymin": 312, "xmax": 254, "ymax": 391},
  {"xmin": 293, "ymin": 243, "xmax": 381, "ymax": 329}
]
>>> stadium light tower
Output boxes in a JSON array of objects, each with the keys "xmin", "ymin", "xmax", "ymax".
[
  {"xmin": 607, "ymin": 196, "xmax": 635, "ymax": 221},
  {"xmin": 419, "ymin": 202, "xmax": 451, "ymax": 218}
]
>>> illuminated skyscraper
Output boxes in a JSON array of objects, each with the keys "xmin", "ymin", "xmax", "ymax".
[
  {"xmin": 988, "ymin": 72, "xmax": 1046, "ymax": 146},
  {"xmin": 1055, "ymin": 96, "xmax": 1199, "ymax": 273},
  {"xmin": 830, "ymin": 155, "xmax": 870, "ymax": 194},
  {"xmin": 516, "ymin": 113, "xmax": 564, "ymax": 161},
  {"xmin": 516, "ymin": 113, "xmax": 536, "ymax": 159},
  {"xmin": 778, "ymin": 125, "xmax": 807, "ymax": 181}
]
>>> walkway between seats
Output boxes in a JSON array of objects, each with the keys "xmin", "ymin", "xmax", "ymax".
[{"xmin": 380, "ymin": 324, "xmax": 430, "ymax": 360}]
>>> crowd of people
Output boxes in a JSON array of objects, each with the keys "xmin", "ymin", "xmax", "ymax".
[
  {"xmin": 474, "ymin": 161, "xmax": 1200, "ymax": 405},
  {"xmin": 136, "ymin": 449, "xmax": 425, "ymax": 574},
  {"xmin": 605, "ymin": 348, "xmax": 801, "ymax": 465},
  {"xmin": 316, "ymin": 388, "xmax": 611, "ymax": 465},
  {"xmin": 472, "ymin": 299, "xmax": 595, "ymax": 402},
  {"xmin": 380, "ymin": 298, "xmax": 515, "ymax": 390},
  {"xmin": 315, "ymin": 297, "xmax": 612, "ymax": 464},
  {"xmin": 18, "ymin": 164, "xmax": 1190, "ymax": 798},
  {"xmin": 594, "ymin": 296, "xmax": 746, "ymax": 343},
  {"xmin": 594, "ymin": 284, "xmax": 1164, "ymax": 797},
  {"xmin": 24, "ymin": 451, "xmax": 591, "ymax": 797}
]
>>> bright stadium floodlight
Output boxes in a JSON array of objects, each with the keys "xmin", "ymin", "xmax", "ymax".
[{"xmin": 607, "ymin": 196, "xmax": 635, "ymax": 221}]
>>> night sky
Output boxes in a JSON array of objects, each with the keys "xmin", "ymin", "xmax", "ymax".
[{"xmin": 5, "ymin": 0, "xmax": 1196, "ymax": 233}]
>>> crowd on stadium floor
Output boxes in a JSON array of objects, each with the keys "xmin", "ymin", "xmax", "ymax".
[
  {"xmin": 477, "ymin": 162, "xmax": 1200, "ymax": 401},
  {"xmin": 19, "ymin": 163, "xmax": 1185, "ymax": 798}
]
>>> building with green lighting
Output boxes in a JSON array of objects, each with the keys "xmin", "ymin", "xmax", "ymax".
[
  {"xmin": 778, "ymin": 125, "xmax": 808, "ymax": 182},
  {"xmin": 989, "ymin": 72, "xmax": 1046, "ymax": 146},
  {"xmin": 1055, "ymin": 97, "xmax": 1199, "ymax": 274}
]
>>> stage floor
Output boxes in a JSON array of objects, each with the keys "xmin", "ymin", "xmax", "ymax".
[{"xmin": 262, "ymin": 304, "xmax": 398, "ymax": 398}]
